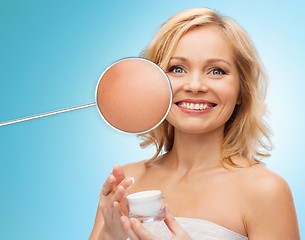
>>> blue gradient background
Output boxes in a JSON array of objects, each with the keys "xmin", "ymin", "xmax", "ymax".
[{"xmin": 0, "ymin": 0, "xmax": 304, "ymax": 239}]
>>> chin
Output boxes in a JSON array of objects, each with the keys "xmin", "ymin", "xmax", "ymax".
[
  {"xmin": 174, "ymin": 125, "xmax": 212, "ymax": 134},
  {"xmin": 170, "ymin": 120, "xmax": 225, "ymax": 135}
]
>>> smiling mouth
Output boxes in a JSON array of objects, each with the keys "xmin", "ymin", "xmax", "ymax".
[{"xmin": 175, "ymin": 101, "xmax": 217, "ymax": 111}]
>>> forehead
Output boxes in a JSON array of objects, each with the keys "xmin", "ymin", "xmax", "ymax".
[{"xmin": 172, "ymin": 25, "xmax": 234, "ymax": 62}]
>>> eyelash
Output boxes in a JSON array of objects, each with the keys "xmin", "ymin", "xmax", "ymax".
[
  {"xmin": 209, "ymin": 67, "xmax": 227, "ymax": 75},
  {"xmin": 168, "ymin": 65, "xmax": 184, "ymax": 73},
  {"xmin": 167, "ymin": 66, "xmax": 227, "ymax": 75}
]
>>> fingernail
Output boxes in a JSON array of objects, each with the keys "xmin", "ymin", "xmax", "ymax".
[
  {"xmin": 130, "ymin": 177, "xmax": 135, "ymax": 184},
  {"xmin": 117, "ymin": 186, "xmax": 123, "ymax": 194},
  {"xmin": 108, "ymin": 175, "xmax": 114, "ymax": 183},
  {"xmin": 124, "ymin": 177, "xmax": 134, "ymax": 187},
  {"xmin": 120, "ymin": 216, "xmax": 127, "ymax": 224},
  {"xmin": 130, "ymin": 218, "xmax": 137, "ymax": 226}
]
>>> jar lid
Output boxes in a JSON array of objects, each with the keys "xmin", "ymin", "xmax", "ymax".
[{"xmin": 127, "ymin": 190, "xmax": 162, "ymax": 203}]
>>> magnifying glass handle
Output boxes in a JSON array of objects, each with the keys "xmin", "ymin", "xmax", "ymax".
[{"xmin": 0, "ymin": 102, "xmax": 96, "ymax": 127}]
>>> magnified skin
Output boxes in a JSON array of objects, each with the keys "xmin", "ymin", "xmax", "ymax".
[{"xmin": 96, "ymin": 58, "xmax": 171, "ymax": 133}]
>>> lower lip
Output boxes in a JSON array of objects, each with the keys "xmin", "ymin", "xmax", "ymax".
[{"xmin": 177, "ymin": 105, "xmax": 215, "ymax": 114}]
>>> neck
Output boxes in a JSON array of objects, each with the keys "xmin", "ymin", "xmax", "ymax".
[{"xmin": 166, "ymin": 127, "xmax": 224, "ymax": 173}]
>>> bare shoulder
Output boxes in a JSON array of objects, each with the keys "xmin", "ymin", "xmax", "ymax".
[
  {"xmin": 237, "ymin": 163, "xmax": 289, "ymax": 193},
  {"xmin": 122, "ymin": 155, "xmax": 166, "ymax": 179},
  {"xmin": 122, "ymin": 160, "xmax": 147, "ymax": 179},
  {"xmin": 236, "ymin": 163, "xmax": 300, "ymax": 239},
  {"xmin": 227, "ymin": 156, "xmax": 290, "ymax": 192},
  {"xmin": 230, "ymin": 162, "xmax": 294, "ymax": 212}
]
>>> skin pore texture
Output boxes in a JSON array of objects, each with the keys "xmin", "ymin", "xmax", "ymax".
[{"xmin": 89, "ymin": 26, "xmax": 300, "ymax": 240}]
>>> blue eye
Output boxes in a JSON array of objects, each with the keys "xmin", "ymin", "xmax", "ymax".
[
  {"xmin": 174, "ymin": 67, "xmax": 183, "ymax": 73},
  {"xmin": 169, "ymin": 66, "xmax": 184, "ymax": 74},
  {"xmin": 211, "ymin": 68, "xmax": 226, "ymax": 75}
]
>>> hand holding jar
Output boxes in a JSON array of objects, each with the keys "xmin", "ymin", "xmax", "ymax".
[
  {"xmin": 98, "ymin": 164, "xmax": 134, "ymax": 240},
  {"xmin": 121, "ymin": 205, "xmax": 192, "ymax": 240}
]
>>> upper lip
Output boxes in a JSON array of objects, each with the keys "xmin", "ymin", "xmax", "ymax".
[{"xmin": 175, "ymin": 99, "xmax": 217, "ymax": 105}]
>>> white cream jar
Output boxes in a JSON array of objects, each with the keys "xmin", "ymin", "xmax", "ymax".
[{"xmin": 126, "ymin": 190, "xmax": 166, "ymax": 222}]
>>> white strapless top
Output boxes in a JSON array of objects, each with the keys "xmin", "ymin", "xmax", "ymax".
[{"xmin": 138, "ymin": 217, "xmax": 248, "ymax": 240}]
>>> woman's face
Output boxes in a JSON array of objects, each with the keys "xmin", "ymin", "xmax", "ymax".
[{"xmin": 165, "ymin": 25, "xmax": 240, "ymax": 134}]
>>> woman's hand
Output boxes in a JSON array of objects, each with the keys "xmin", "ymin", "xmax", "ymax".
[
  {"xmin": 120, "ymin": 206, "xmax": 192, "ymax": 240},
  {"xmin": 99, "ymin": 164, "xmax": 134, "ymax": 240}
]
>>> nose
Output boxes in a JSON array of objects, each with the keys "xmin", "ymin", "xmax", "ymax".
[{"xmin": 182, "ymin": 72, "xmax": 208, "ymax": 94}]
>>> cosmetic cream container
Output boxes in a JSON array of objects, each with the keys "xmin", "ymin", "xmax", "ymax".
[{"xmin": 126, "ymin": 190, "xmax": 166, "ymax": 223}]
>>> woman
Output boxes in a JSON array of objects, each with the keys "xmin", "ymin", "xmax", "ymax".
[{"xmin": 89, "ymin": 8, "xmax": 300, "ymax": 240}]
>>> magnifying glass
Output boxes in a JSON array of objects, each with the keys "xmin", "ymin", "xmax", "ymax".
[
  {"xmin": 96, "ymin": 57, "xmax": 172, "ymax": 134},
  {"xmin": 0, "ymin": 57, "xmax": 173, "ymax": 134}
]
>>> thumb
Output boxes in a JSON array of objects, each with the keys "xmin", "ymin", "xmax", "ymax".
[{"xmin": 163, "ymin": 205, "xmax": 185, "ymax": 237}]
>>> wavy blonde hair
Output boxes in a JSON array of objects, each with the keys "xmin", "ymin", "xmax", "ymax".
[{"xmin": 137, "ymin": 8, "xmax": 272, "ymax": 167}]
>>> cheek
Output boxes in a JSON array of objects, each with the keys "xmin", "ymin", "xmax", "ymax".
[
  {"xmin": 220, "ymin": 88, "xmax": 240, "ymax": 123},
  {"xmin": 165, "ymin": 105, "xmax": 177, "ymax": 125},
  {"xmin": 167, "ymin": 76, "xmax": 185, "ymax": 94},
  {"xmin": 216, "ymin": 79, "xmax": 240, "ymax": 105}
]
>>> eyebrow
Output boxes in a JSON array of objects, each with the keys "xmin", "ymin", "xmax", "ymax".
[{"xmin": 169, "ymin": 57, "xmax": 232, "ymax": 67}]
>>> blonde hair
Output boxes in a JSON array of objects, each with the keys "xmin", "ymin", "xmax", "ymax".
[{"xmin": 137, "ymin": 8, "xmax": 272, "ymax": 167}]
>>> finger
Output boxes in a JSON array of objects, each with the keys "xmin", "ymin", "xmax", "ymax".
[
  {"xmin": 113, "ymin": 201, "xmax": 123, "ymax": 221},
  {"xmin": 164, "ymin": 205, "xmax": 184, "ymax": 236},
  {"xmin": 120, "ymin": 216, "xmax": 140, "ymax": 240},
  {"xmin": 113, "ymin": 185, "xmax": 125, "ymax": 202},
  {"xmin": 130, "ymin": 218, "xmax": 158, "ymax": 240},
  {"xmin": 113, "ymin": 177, "xmax": 134, "ymax": 202},
  {"xmin": 103, "ymin": 177, "xmax": 134, "ymax": 218},
  {"xmin": 120, "ymin": 176, "xmax": 134, "ymax": 189},
  {"xmin": 112, "ymin": 164, "xmax": 125, "ymax": 186},
  {"xmin": 100, "ymin": 175, "xmax": 116, "ymax": 196}
]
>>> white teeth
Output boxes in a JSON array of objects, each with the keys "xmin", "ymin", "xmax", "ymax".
[{"xmin": 178, "ymin": 102, "xmax": 214, "ymax": 110}]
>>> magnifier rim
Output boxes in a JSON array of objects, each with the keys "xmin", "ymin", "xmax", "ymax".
[{"xmin": 95, "ymin": 57, "xmax": 173, "ymax": 134}]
